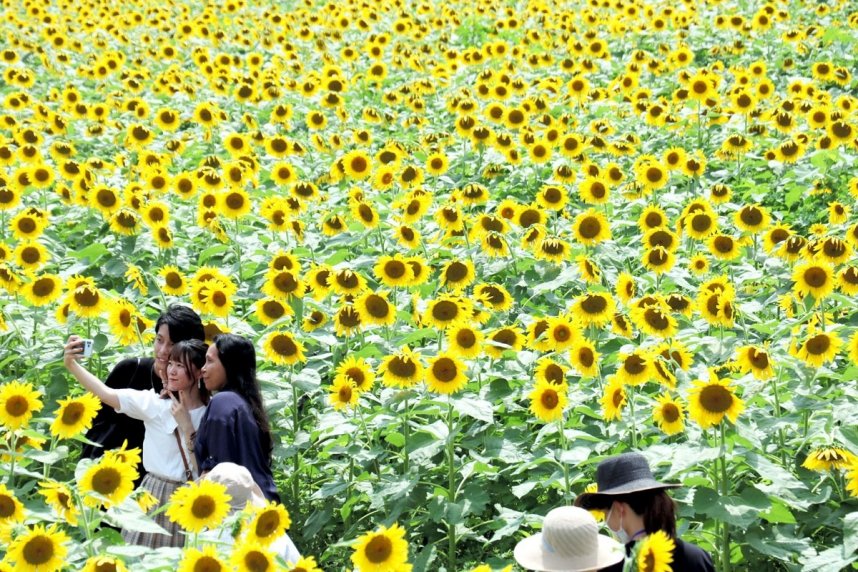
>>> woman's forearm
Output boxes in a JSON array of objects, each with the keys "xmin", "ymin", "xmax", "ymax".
[{"xmin": 66, "ymin": 360, "xmax": 121, "ymax": 409}]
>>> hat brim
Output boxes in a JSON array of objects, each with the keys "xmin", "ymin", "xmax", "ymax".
[
  {"xmin": 576, "ymin": 479, "xmax": 681, "ymax": 510},
  {"xmin": 514, "ymin": 532, "xmax": 625, "ymax": 572}
]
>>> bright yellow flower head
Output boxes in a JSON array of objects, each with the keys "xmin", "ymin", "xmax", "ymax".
[
  {"xmin": 167, "ymin": 480, "xmax": 232, "ymax": 534},
  {"xmin": 6, "ymin": 524, "xmax": 69, "ymax": 572},
  {"xmin": 351, "ymin": 522, "xmax": 410, "ymax": 572},
  {"xmin": 50, "ymin": 393, "xmax": 101, "ymax": 439},
  {"xmin": 687, "ymin": 369, "xmax": 744, "ymax": 429},
  {"xmin": 0, "ymin": 380, "xmax": 43, "ymax": 430}
]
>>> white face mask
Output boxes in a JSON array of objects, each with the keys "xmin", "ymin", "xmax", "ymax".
[{"xmin": 606, "ymin": 505, "xmax": 631, "ymax": 545}]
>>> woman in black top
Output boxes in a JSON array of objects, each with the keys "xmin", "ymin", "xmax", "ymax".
[{"xmin": 575, "ymin": 452, "xmax": 715, "ymax": 572}]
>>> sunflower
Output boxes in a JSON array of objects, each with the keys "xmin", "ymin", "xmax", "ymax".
[
  {"xmin": 734, "ymin": 204, "xmax": 770, "ymax": 233},
  {"xmin": 79, "ymin": 457, "xmax": 138, "ymax": 508},
  {"xmin": 440, "ymin": 259, "xmax": 476, "ymax": 292},
  {"xmin": 569, "ymin": 340, "xmax": 599, "ymax": 377},
  {"xmin": 244, "ymin": 501, "xmax": 292, "ymax": 545},
  {"xmin": 379, "ymin": 347, "xmax": 425, "ymax": 388},
  {"xmin": 351, "ymin": 522, "xmax": 410, "ymax": 572},
  {"xmin": 374, "ymin": 254, "xmax": 414, "ymax": 288},
  {"xmin": 6, "ymin": 524, "xmax": 69, "ymax": 572},
  {"xmin": 616, "ymin": 272, "xmax": 637, "ymax": 304},
  {"xmin": 82, "ymin": 556, "xmax": 129, "ymax": 572},
  {"xmin": 38, "ymin": 481, "xmax": 79, "ymax": 526},
  {"xmin": 535, "ymin": 358, "xmax": 567, "ymax": 387},
  {"xmin": 335, "ymin": 356, "xmax": 375, "ymax": 393},
  {"xmin": 529, "ymin": 381, "xmax": 568, "ymax": 423},
  {"xmin": 636, "ymin": 530, "xmax": 675, "ymax": 572},
  {"xmin": 631, "ymin": 306, "xmax": 678, "ymax": 339},
  {"xmin": 287, "ymin": 556, "xmax": 323, "ymax": 572},
  {"xmin": 474, "ymin": 283, "xmax": 514, "ymax": 312},
  {"xmin": 652, "ymin": 393, "xmax": 685, "ymax": 436},
  {"xmin": 50, "ymin": 393, "xmax": 101, "ymax": 439},
  {"xmin": 425, "ymin": 353, "xmax": 468, "ymax": 394},
  {"xmin": 642, "ymin": 246, "xmax": 675, "ymax": 275},
  {"xmin": 635, "ymin": 159, "xmax": 670, "ymax": 194},
  {"xmin": 262, "ymin": 331, "xmax": 306, "ymax": 366},
  {"xmin": 735, "ymin": 345, "xmax": 774, "ymax": 380},
  {"xmin": 334, "ymin": 304, "xmax": 362, "ymax": 337},
  {"xmin": 801, "ymin": 447, "xmax": 855, "ymax": 472},
  {"xmin": 166, "ymin": 480, "xmax": 231, "ymax": 533},
  {"xmin": 484, "ymin": 326, "xmax": 524, "ymax": 359},
  {"xmin": 601, "ymin": 377, "xmax": 627, "ymax": 421},
  {"xmin": 572, "ymin": 209, "xmax": 611, "ymax": 245},
  {"xmin": 331, "ymin": 268, "xmax": 367, "ymax": 296},
  {"xmin": 792, "ymin": 261, "xmax": 834, "ymax": 301},
  {"xmin": 445, "ymin": 325, "xmax": 482, "ymax": 359},
  {"xmin": 330, "ymin": 377, "xmax": 359, "ymax": 410},
  {"xmin": 178, "ymin": 545, "xmax": 228, "ymax": 572},
  {"xmin": 792, "ymin": 330, "xmax": 842, "ymax": 368},
  {"xmin": 578, "ymin": 176, "xmax": 611, "ymax": 205},
  {"xmin": 230, "ymin": 542, "xmax": 277, "ymax": 572},
  {"xmin": 262, "ymin": 270, "xmax": 304, "ymax": 301},
  {"xmin": 687, "ymin": 369, "xmax": 744, "ymax": 429},
  {"xmin": 840, "ymin": 267, "xmax": 858, "ymax": 296},
  {"xmin": 0, "ymin": 379, "xmax": 43, "ymax": 430},
  {"xmin": 572, "ymin": 292, "xmax": 615, "ymax": 328},
  {"xmin": 15, "ymin": 240, "xmax": 49, "ymax": 271},
  {"xmin": 108, "ymin": 299, "xmax": 152, "ymax": 346},
  {"xmin": 103, "ymin": 440, "xmax": 142, "ymax": 469},
  {"xmin": 423, "ymin": 295, "xmax": 471, "ymax": 330},
  {"xmin": 616, "ymin": 350, "xmax": 652, "ymax": 385},
  {"xmin": 0, "ymin": 483, "xmax": 24, "ymax": 523},
  {"xmin": 253, "ymin": 297, "xmax": 293, "ymax": 326}
]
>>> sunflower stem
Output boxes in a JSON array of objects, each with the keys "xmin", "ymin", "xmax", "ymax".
[
  {"xmin": 557, "ymin": 417, "xmax": 571, "ymax": 504},
  {"xmin": 628, "ymin": 385, "xmax": 638, "ymax": 449},
  {"xmin": 446, "ymin": 396, "xmax": 457, "ymax": 572},
  {"xmin": 6, "ymin": 433, "xmax": 16, "ymax": 488},
  {"xmin": 290, "ymin": 366, "xmax": 301, "ymax": 516},
  {"xmin": 402, "ymin": 396, "xmax": 410, "ymax": 474},
  {"xmin": 720, "ymin": 422, "xmax": 731, "ymax": 572}
]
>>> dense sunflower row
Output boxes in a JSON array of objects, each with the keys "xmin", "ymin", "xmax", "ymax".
[{"xmin": 2, "ymin": 0, "xmax": 858, "ymax": 569}]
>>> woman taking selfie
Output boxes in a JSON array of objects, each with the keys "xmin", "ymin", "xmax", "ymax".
[
  {"xmin": 192, "ymin": 333, "xmax": 280, "ymax": 502},
  {"xmin": 64, "ymin": 337, "xmax": 209, "ymax": 547}
]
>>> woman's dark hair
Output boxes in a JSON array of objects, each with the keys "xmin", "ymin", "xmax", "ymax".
[
  {"xmin": 616, "ymin": 489, "xmax": 677, "ymax": 538},
  {"xmin": 212, "ymin": 334, "xmax": 273, "ymax": 463},
  {"xmin": 169, "ymin": 339, "xmax": 210, "ymax": 404},
  {"xmin": 156, "ymin": 304, "xmax": 204, "ymax": 344}
]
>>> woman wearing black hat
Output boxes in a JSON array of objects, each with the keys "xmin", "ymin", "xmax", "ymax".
[{"xmin": 575, "ymin": 452, "xmax": 715, "ymax": 571}]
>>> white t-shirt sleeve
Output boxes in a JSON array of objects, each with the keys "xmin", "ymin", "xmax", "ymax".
[{"xmin": 115, "ymin": 388, "xmax": 164, "ymax": 422}]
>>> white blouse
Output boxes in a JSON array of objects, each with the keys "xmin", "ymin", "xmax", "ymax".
[{"xmin": 116, "ymin": 389, "xmax": 206, "ymax": 481}]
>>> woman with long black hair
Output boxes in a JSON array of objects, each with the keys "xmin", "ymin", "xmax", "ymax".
[
  {"xmin": 575, "ymin": 452, "xmax": 715, "ymax": 571},
  {"xmin": 189, "ymin": 333, "xmax": 280, "ymax": 502}
]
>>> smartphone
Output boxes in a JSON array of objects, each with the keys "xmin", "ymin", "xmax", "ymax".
[{"xmin": 81, "ymin": 339, "xmax": 94, "ymax": 358}]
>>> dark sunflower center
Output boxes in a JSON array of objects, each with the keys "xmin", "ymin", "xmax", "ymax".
[
  {"xmin": 365, "ymin": 535, "xmax": 393, "ymax": 563},
  {"xmin": 805, "ymin": 334, "xmax": 831, "ymax": 355},
  {"xmin": 541, "ymin": 389, "xmax": 559, "ymax": 409},
  {"xmin": 271, "ymin": 334, "xmax": 298, "ymax": 356},
  {"xmin": 0, "ymin": 495, "xmax": 15, "ymax": 517},
  {"xmin": 740, "ymin": 206, "xmax": 762, "ymax": 226},
  {"xmin": 691, "ymin": 213, "xmax": 712, "ymax": 232},
  {"xmin": 578, "ymin": 347, "xmax": 594, "ymax": 367},
  {"xmin": 432, "ymin": 300, "xmax": 459, "ymax": 321},
  {"xmin": 61, "ymin": 402, "xmax": 85, "ymax": 425},
  {"xmin": 456, "ymin": 329, "xmax": 476, "ymax": 348},
  {"xmin": 191, "ymin": 495, "xmax": 216, "ymax": 519},
  {"xmin": 749, "ymin": 348, "xmax": 769, "ymax": 369},
  {"xmin": 544, "ymin": 364, "xmax": 564, "ymax": 384},
  {"xmin": 803, "ymin": 267, "xmax": 827, "ymax": 288},
  {"xmin": 699, "ymin": 385, "xmax": 733, "ymax": 413},
  {"xmin": 5, "ymin": 395, "xmax": 29, "ymax": 416},
  {"xmin": 648, "ymin": 230, "xmax": 673, "ymax": 249},
  {"xmin": 578, "ymin": 216, "xmax": 601, "ymax": 239},
  {"xmin": 433, "ymin": 358, "xmax": 457, "ymax": 382},
  {"xmin": 661, "ymin": 403, "xmax": 680, "ymax": 423},
  {"xmin": 612, "ymin": 389, "xmax": 624, "ymax": 407},
  {"xmin": 645, "ymin": 212, "xmax": 664, "ymax": 228},
  {"xmin": 580, "ymin": 295, "xmax": 607, "ymax": 314},
  {"xmin": 389, "ymin": 356, "xmax": 416, "ymax": 377},
  {"xmin": 22, "ymin": 535, "xmax": 54, "ymax": 565},
  {"xmin": 74, "ymin": 287, "xmax": 99, "ymax": 307},
  {"xmin": 519, "ymin": 208, "xmax": 540, "ymax": 227},
  {"xmin": 338, "ymin": 307, "xmax": 360, "ymax": 327},
  {"xmin": 492, "ymin": 329, "xmax": 516, "ymax": 348},
  {"xmin": 255, "ymin": 511, "xmax": 279, "ymax": 537},
  {"xmin": 644, "ymin": 308, "xmax": 669, "ymax": 329},
  {"xmin": 92, "ymin": 467, "xmax": 121, "ymax": 495}
]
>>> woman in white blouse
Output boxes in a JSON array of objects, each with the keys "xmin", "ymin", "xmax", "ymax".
[{"xmin": 64, "ymin": 336, "xmax": 208, "ymax": 548}]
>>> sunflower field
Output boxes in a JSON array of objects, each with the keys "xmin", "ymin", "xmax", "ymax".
[{"xmin": 1, "ymin": 0, "xmax": 858, "ymax": 569}]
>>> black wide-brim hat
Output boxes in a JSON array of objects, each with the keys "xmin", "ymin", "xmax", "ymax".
[{"xmin": 576, "ymin": 452, "xmax": 681, "ymax": 510}]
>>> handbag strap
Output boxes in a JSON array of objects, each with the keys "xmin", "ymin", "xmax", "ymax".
[{"xmin": 173, "ymin": 428, "xmax": 194, "ymax": 481}]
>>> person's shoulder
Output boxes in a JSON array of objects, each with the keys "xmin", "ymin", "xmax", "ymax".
[
  {"xmin": 675, "ymin": 538, "xmax": 715, "ymax": 568},
  {"xmin": 209, "ymin": 391, "xmax": 248, "ymax": 411}
]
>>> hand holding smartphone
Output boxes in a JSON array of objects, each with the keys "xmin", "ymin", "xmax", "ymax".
[{"xmin": 81, "ymin": 338, "xmax": 94, "ymax": 358}]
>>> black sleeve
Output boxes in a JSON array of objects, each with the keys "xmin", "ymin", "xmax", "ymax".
[
  {"xmin": 675, "ymin": 539, "xmax": 716, "ymax": 572},
  {"xmin": 81, "ymin": 357, "xmax": 155, "ymax": 461}
]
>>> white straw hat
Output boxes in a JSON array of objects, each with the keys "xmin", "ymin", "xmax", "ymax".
[
  {"xmin": 203, "ymin": 462, "xmax": 267, "ymax": 511},
  {"xmin": 514, "ymin": 506, "xmax": 625, "ymax": 572}
]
